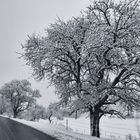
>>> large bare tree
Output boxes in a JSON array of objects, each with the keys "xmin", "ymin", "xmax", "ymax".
[{"xmin": 22, "ymin": 0, "xmax": 140, "ymax": 137}]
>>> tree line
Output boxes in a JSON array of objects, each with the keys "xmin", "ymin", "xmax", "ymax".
[{"xmin": 0, "ymin": 79, "xmax": 65, "ymax": 123}]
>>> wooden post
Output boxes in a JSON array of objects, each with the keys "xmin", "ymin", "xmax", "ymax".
[{"xmin": 66, "ymin": 119, "xmax": 68, "ymax": 130}]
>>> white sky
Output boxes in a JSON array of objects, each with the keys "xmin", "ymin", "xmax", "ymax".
[{"xmin": 0, "ymin": 0, "xmax": 90, "ymax": 107}]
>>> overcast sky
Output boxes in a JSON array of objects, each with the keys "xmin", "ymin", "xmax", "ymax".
[{"xmin": 0, "ymin": 0, "xmax": 90, "ymax": 107}]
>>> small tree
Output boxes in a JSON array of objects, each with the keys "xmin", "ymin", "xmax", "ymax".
[
  {"xmin": 0, "ymin": 95, "xmax": 11, "ymax": 115},
  {"xmin": 26, "ymin": 104, "xmax": 46, "ymax": 121},
  {"xmin": 0, "ymin": 80, "xmax": 41, "ymax": 118},
  {"xmin": 46, "ymin": 102, "xmax": 63, "ymax": 123}
]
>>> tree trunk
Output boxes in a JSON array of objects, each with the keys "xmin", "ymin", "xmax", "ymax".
[
  {"xmin": 48, "ymin": 115, "xmax": 52, "ymax": 124},
  {"xmin": 13, "ymin": 111, "xmax": 18, "ymax": 118},
  {"xmin": 0, "ymin": 106, "xmax": 4, "ymax": 115},
  {"xmin": 0, "ymin": 110, "xmax": 3, "ymax": 115},
  {"xmin": 90, "ymin": 109, "xmax": 100, "ymax": 138}
]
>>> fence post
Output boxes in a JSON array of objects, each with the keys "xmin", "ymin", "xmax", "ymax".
[{"xmin": 66, "ymin": 119, "xmax": 68, "ymax": 130}]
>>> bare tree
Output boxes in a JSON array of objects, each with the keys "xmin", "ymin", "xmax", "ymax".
[
  {"xmin": 0, "ymin": 80, "xmax": 41, "ymax": 118},
  {"xmin": 46, "ymin": 102, "xmax": 63, "ymax": 123},
  {"xmin": 0, "ymin": 95, "xmax": 11, "ymax": 115},
  {"xmin": 22, "ymin": 0, "xmax": 140, "ymax": 137},
  {"xmin": 27, "ymin": 104, "xmax": 46, "ymax": 121}
]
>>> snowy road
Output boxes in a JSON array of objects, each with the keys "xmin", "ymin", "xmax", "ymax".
[{"xmin": 0, "ymin": 116, "xmax": 58, "ymax": 140}]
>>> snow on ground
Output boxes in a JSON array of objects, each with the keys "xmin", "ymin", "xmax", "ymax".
[
  {"xmin": 11, "ymin": 115, "xmax": 140, "ymax": 140},
  {"xmin": 55, "ymin": 115, "xmax": 140, "ymax": 140},
  {"xmin": 100, "ymin": 117, "xmax": 140, "ymax": 139},
  {"xmin": 0, "ymin": 114, "xmax": 139, "ymax": 140},
  {"xmin": 12, "ymin": 118, "xmax": 110, "ymax": 140}
]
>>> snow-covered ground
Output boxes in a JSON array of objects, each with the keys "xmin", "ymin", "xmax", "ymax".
[
  {"xmin": 58, "ymin": 116, "xmax": 140, "ymax": 140},
  {"xmin": 12, "ymin": 117, "xmax": 111, "ymax": 140},
  {"xmin": 12, "ymin": 116, "xmax": 140, "ymax": 140}
]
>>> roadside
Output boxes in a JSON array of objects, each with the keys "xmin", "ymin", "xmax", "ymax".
[{"xmin": 0, "ymin": 116, "xmax": 58, "ymax": 140}]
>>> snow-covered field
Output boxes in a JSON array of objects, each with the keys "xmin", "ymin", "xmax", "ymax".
[
  {"xmin": 12, "ymin": 116, "xmax": 140, "ymax": 140},
  {"xmin": 59, "ymin": 116, "xmax": 140, "ymax": 140},
  {"xmin": 13, "ymin": 116, "xmax": 140, "ymax": 140},
  {"xmin": 12, "ymin": 118, "xmax": 107, "ymax": 140}
]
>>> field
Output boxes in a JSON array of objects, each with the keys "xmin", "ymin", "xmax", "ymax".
[{"xmin": 12, "ymin": 115, "xmax": 140, "ymax": 140}]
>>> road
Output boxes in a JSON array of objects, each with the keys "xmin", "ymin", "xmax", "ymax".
[{"xmin": 0, "ymin": 116, "xmax": 58, "ymax": 140}]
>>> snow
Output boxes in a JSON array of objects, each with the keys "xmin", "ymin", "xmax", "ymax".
[
  {"xmin": 0, "ymin": 113, "xmax": 139, "ymax": 139},
  {"xmin": 12, "ymin": 118, "xmax": 109, "ymax": 140},
  {"xmin": 100, "ymin": 117, "xmax": 139, "ymax": 139},
  {"xmin": 55, "ymin": 116, "xmax": 140, "ymax": 140},
  {"xmin": 12, "ymin": 115, "xmax": 140, "ymax": 140}
]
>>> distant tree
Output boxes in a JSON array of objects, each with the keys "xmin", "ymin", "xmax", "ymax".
[
  {"xmin": 0, "ymin": 95, "xmax": 11, "ymax": 115},
  {"xmin": 27, "ymin": 104, "xmax": 46, "ymax": 121},
  {"xmin": 22, "ymin": 0, "xmax": 140, "ymax": 138},
  {"xmin": 46, "ymin": 102, "xmax": 63, "ymax": 123},
  {"xmin": 0, "ymin": 80, "xmax": 41, "ymax": 118}
]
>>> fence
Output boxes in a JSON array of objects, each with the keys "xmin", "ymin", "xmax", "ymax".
[{"xmin": 57, "ymin": 117, "xmax": 140, "ymax": 140}]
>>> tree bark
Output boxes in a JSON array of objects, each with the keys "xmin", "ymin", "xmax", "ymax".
[
  {"xmin": 48, "ymin": 115, "xmax": 52, "ymax": 124},
  {"xmin": 13, "ymin": 111, "xmax": 18, "ymax": 118},
  {"xmin": 90, "ymin": 109, "xmax": 100, "ymax": 138}
]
